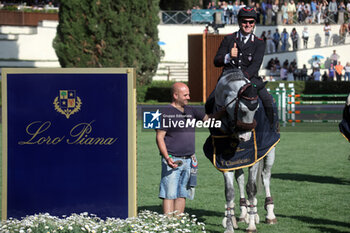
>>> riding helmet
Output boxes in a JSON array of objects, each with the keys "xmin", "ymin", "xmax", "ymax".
[{"xmin": 237, "ymin": 7, "xmax": 257, "ymax": 21}]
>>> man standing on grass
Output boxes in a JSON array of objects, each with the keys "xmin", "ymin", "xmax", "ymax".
[{"xmin": 156, "ymin": 82, "xmax": 223, "ymax": 216}]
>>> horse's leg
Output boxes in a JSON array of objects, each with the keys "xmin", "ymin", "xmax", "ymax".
[
  {"xmin": 245, "ymin": 162, "xmax": 260, "ymax": 233},
  {"xmin": 235, "ymin": 169, "xmax": 247, "ymax": 222},
  {"xmin": 262, "ymin": 148, "xmax": 277, "ymax": 224},
  {"xmin": 223, "ymin": 171, "xmax": 238, "ymax": 233}
]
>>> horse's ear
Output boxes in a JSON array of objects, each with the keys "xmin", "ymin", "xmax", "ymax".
[{"xmin": 252, "ymin": 81, "xmax": 267, "ymax": 90}]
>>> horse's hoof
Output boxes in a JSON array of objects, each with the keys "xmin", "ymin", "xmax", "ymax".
[
  {"xmin": 239, "ymin": 217, "xmax": 245, "ymax": 222},
  {"xmin": 224, "ymin": 230, "xmax": 234, "ymax": 233},
  {"xmin": 266, "ymin": 218, "xmax": 277, "ymax": 224},
  {"xmin": 245, "ymin": 229, "xmax": 257, "ymax": 233},
  {"xmin": 223, "ymin": 216, "xmax": 238, "ymax": 229}
]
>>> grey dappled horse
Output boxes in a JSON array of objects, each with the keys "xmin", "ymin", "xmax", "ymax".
[{"xmin": 206, "ymin": 69, "xmax": 278, "ymax": 233}]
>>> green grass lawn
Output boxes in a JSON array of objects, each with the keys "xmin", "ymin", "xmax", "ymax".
[
  {"xmin": 1, "ymin": 122, "xmax": 349, "ymax": 232},
  {"xmin": 137, "ymin": 122, "xmax": 350, "ymax": 233}
]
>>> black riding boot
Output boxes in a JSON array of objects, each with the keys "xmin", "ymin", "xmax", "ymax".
[
  {"xmin": 258, "ymin": 87, "xmax": 275, "ymax": 127},
  {"xmin": 250, "ymin": 77, "xmax": 274, "ymax": 127}
]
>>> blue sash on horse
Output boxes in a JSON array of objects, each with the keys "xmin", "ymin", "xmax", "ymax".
[
  {"xmin": 339, "ymin": 105, "xmax": 350, "ymax": 142},
  {"xmin": 203, "ymin": 98, "xmax": 280, "ymax": 172}
]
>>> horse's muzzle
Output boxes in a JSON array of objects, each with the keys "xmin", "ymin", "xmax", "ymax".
[{"xmin": 236, "ymin": 119, "xmax": 257, "ymax": 131}]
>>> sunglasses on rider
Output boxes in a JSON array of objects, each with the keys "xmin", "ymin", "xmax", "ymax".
[{"xmin": 241, "ymin": 20, "xmax": 255, "ymax": 25}]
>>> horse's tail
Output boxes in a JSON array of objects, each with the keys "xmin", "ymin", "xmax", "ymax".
[{"xmin": 256, "ymin": 160, "xmax": 264, "ymax": 194}]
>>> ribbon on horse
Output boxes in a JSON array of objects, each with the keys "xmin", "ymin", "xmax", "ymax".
[{"xmin": 203, "ymin": 98, "xmax": 280, "ymax": 172}]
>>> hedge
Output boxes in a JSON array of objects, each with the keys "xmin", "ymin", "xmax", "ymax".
[
  {"xmin": 137, "ymin": 80, "xmax": 350, "ymax": 103},
  {"xmin": 0, "ymin": 81, "xmax": 348, "ymax": 107}
]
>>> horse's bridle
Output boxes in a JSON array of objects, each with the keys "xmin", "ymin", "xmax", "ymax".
[{"xmin": 224, "ymin": 82, "xmax": 258, "ymax": 132}]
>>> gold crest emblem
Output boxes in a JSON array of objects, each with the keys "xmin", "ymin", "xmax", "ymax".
[{"xmin": 53, "ymin": 90, "xmax": 82, "ymax": 119}]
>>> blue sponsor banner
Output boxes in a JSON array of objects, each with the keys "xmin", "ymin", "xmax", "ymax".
[{"xmin": 1, "ymin": 68, "xmax": 137, "ymax": 220}]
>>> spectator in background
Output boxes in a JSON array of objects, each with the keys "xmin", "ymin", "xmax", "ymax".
[
  {"xmin": 290, "ymin": 28, "xmax": 298, "ymax": 51},
  {"xmin": 233, "ymin": 1, "xmax": 240, "ymax": 24},
  {"xmin": 266, "ymin": 30, "xmax": 275, "ymax": 53},
  {"xmin": 339, "ymin": 23, "xmax": 348, "ymax": 44},
  {"xmin": 280, "ymin": 64, "xmax": 288, "ymax": 80},
  {"xmin": 228, "ymin": 1, "xmax": 234, "ymax": 24},
  {"xmin": 207, "ymin": 1, "xmax": 212, "ymax": 9},
  {"xmin": 287, "ymin": 0, "xmax": 296, "ymax": 24},
  {"xmin": 301, "ymin": 64, "xmax": 308, "ymax": 81},
  {"xmin": 302, "ymin": 27, "xmax": 309, "ymax": 49},
  {"xmin": 313, "ymin": 68, "xmax": 321, "ymax": 81},
  {"xmin": 328, "ymin": 0, "xmax": 338, "ymax": 23},
  {"xmin": 322, "ymin": 71, "xmax": 329, "ymax": 81},
  {"xmin": 338, "ymin": 1, "xmax": 346, "ymax": 17},
  {"xmin": 217, "ymin": 1, "xmax": 223, "ymax": 9},
  {"xmin": 44, "ymin": 1, "xmax": 54, "ymax": 11},
  {"xmin": 261, "ymin": 0, "xmax": 267, "ymax": 25},
  {"xmin": 319, "ymin": 1, "xmax": 328, "ymax": 24},
  {"xmin": 305, "ymin": 2, "xmax": 313, "ymax": 24},
  {"xmin": 291, "ymin": 59, "xmax": 297, "ymax": 70},
  {"xmin": 272, "ymin": 0, "xmax": 279, "ymax": 25},
  {"xmin": 344, "ymin": 62, "xmax": 350, "ymax": 81},
  {"xmin": 273, "ymin": 28, "xmax": 280, "ymax": 51},
  {"xmin": 260, "ymin": 31, "xmax": 267, "ymax": 44},
  {"xmin": 273, "ymin": 57, "xmax": 280, "ymax": 70},
  {"xmin": 330, "ymin": 50, "xmax": 340, "ymax": 66},
  {"xmin": 255, "ymin": 2, "xmax": 262, "ymax": 24},
  {"xmin": 339, "ymin": 1, "xmax": 346, "ymax": 10},
  {"xmin": 266, "ymin": 58, "xmax": 276, "ymax": 70},
  {"xmin": 223, "ymin": 1, "xmax": 231, "ymax": 24},
  {"xmin": 335, "ymin": 61, "xmax": 344, "ymax": 81},
  {"xmin": 287, "ymin": 65, "xmax": 294, "ymax": 81},
  {"xmin": 329, "ymin": 63, "xmax": 335, "ymax": 81},
  {"xmin": 281, "ymin": 28, "xmax": 289, "ymax": 51},
  {"xmin": 239, "ymin": 1, "xmax": 246, "ymax": 9},
  {"xmin": 312, "ymin": 57, "xmax": 320, "ymax": 71},
  {"xmin": 316, "ymin": 2, "xmax": 324, "ymax": 24},
  {"xmin": 281, "ymin": 1, "xmax": 288, "ymax": 24},
  {"xmin": 311, "ymin": 0, "xmax": 317, "ymax": 23},
  {"xmin": 324, "ymin": 22, "xmax": 331, "ymax": 46},
  {"xmin": 297, "ymin": 2, "xmax": 305, "ymax": 23},
  {"xmin": 209, "ymin": 1, "xmax": 217, "ymax": 9}
]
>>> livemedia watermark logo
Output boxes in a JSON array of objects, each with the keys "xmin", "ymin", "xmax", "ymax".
[{"xmin": 142, "ymin": 106, "xmax": 221, "ymax": 131}]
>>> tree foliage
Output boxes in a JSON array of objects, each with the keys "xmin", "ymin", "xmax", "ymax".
[{"xmin": 54, "ymin": 0, "xmax": 160, "ymax": 85}]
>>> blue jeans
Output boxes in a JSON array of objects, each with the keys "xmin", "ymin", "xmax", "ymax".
[
  {"xmin": 159, "ymin": 156, "xmax": 192, "ymax": 200},
  {"xmin": 345, "ymin": 72, "xmax": 350, "ymax": 81},
  {"xmin": 281, "ymin": 41, "xmax": 287, "ymax": 51}
]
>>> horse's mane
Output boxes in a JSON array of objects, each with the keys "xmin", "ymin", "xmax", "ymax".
[{"xmin": 219, "ymin": 69, "xmax": 247, "ymax": 84}]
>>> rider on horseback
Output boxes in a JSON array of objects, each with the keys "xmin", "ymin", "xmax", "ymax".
[{"xmin": 208, "ymin": 6, "xmax": 275, "ymax": 127}]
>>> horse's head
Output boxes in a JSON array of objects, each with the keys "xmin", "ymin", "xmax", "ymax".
[{"xmin": 215, "ymin": 70, "xmax": 263, "ymax": 142}]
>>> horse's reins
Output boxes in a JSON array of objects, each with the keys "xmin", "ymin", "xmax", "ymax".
[
  {"xmin": 234, "ymin": 83, "xmax": 258, "ymax": 131},
  {"xmin": 223, "ymin": 82, "xmax": 258, "ymax": 132}
]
